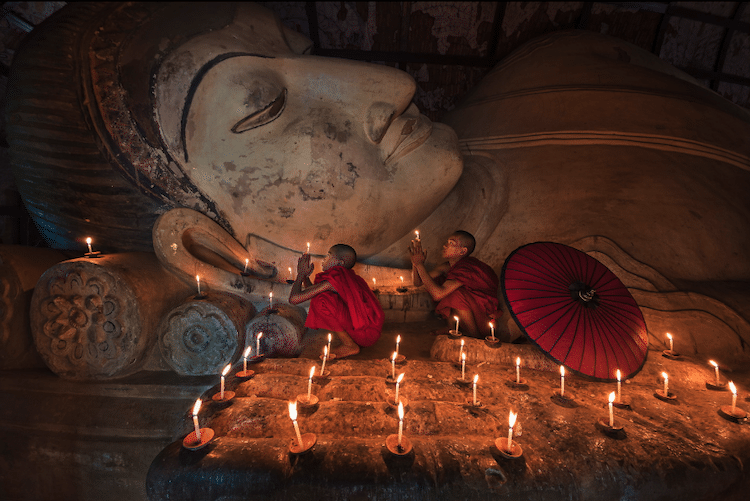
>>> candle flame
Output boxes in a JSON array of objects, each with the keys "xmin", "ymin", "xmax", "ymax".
[
  {"xmin": 221, "ymin": 363, "xmax": 231, "ymax": 376},
  {"xmin": 309, "ymin": 366, "xmax": 316, "ymax": 378},
  {"xmin": 560, "ymin": 365, "xmax": 565, "ymax": 377},
  {"xmin": 257, "ymin": 332, "xmax": 263, "ymax": 340},
  {"xmin": 328, "ymin": 333, "xmax": 332, "ymax": 343},
  {"xmin": 608, "ymin": 391, "xmax": 616, "ymax": 403},
  {"xmin": 473, "ymin": 374, "xmax": 479, "ymax": 384},
  {"xmin": 460, "ymin": 339, "xmax": 465, "ymax": 348},
  {"xmin": 86, "ymin": 237, "xmax": 92, "ymax": 244},
  {"xmin": 372, "ymin": 277, "xmax": 376, "ymax": 285},
  {"xmin": 666, "ymin": 332, "xmax": 672, "ymax": 340},
  {"xmin": 399, "ymin": 276, "xmax": 404, "ymax": 283},
  {"xmin": 243, "ymin": 346, "xmax": 252, "ymax": 358},
  {"xmin": 729, "ymin": 381, "xmax": 737, "ymax": 395},
  {"xmin": 509, "ymin": 410, "xmax": 517, "ymax": 427},
  {"xmin": 398, "ymin": 401, "xmax": 404, "ymax": 420},
  {"xmin": 489, "ymin": 321, "xmax": 493, "ymax": 329},
  {"xmin": 709, "ymin": 360, "xmax": 718, "ymax": 368},
  {"xmin": 288, "ymin": 401, "xmax": 297, "ymax": 421},
  {"xmin": 453, "ymin": 315, "xmax": 459, "ymax": 322},
  {"xmin": 616, "ymin": 369, "xmax": 621, "ymax": 381},
  {"xmin": 323, "ymin": 345, "xmax": 328, "ymax": 357},
  {"xmin": 245, "ymin": 258, "xmax": 249, "ymax": 265},
  {"xmin": 270, "ymin": 291, "xmax": 273, "ymax": 299},
  {"xmin": 192, "ymin": 398, "xmax": 201, "ymax": 416},
  {"xmin": 661, "ymin": 371, "xmax": 668, "ymax": 381},
  {"xmin": 289, "ymin": 267, "xmax": 292, "ymax": 274},
  {"xmin": 415, "ymin": 230, "xmax": 419, "ymax": 239},
  {"xmin": 462, "ymin": 352, "xmax": 466, "ymax": 361},
  {"xmin": 396, "ymin": 335, "xmax": 401, "ymax": 344},
  {"xmin": 196, "ymin": 274, "xmax": 200, "ymax": 282},
  {"xmin": 306, "ymin": 242, "xmax": 310, "ymax": 252},
  {"xmin": 516, "ymin": 357, "xmax": 521, "ymax": 367},
  {"xmin": 391, "ymin": 351, "xmax": 397, "ymax": 362},
  {"xmin": 396, "ymin": 372, "xmax": 405, "ymax": 383}
]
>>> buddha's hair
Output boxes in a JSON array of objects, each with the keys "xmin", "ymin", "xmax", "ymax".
[
  {"xmin": 452, "ymin": 230, "xmax": 476, "ymax": 255},
  {"xmin": 330, "ymin": 244, "xmax": 357, "ymax": 269}
]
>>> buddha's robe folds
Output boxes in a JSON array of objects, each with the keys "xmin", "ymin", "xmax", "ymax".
[{"xmin": 305, "ymin": 267, "xmax": 384, "ymax": 347}]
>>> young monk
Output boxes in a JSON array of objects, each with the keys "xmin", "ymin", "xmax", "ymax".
[
  {"xmin": 409, "ymin": 230, "xmax": 501, "ymax": 338},
  {"xmin": 289, "ymin": 244, "xmax": 384, "ymax": 358}
]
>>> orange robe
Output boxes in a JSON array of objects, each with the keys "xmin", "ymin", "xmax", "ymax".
[
  {"xmin": 305, "ymin": 266, "xmax": 384, "ymax": 347},
  {"xmin": 435, "ymin": 256, "xmax": 501, "ymax": 334}
]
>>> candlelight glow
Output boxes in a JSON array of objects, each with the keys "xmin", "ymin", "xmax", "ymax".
[
  {"xmin": 616, "ymin": 369, "xmax": 621, "ymax": 381},
  {"xmin": 415, "ymin": 230, "xmax": 420, "ymax": 240},
  {"xmin": 372, "ymin": 277, "xmax": 376, "ymax": 286},
  {"xmin": 666, "ymin": 333, "xmax": 672, "ymax": 340},
  {"xmin": 391, "ymin": 351, "xmax": 397, "ymax": 362},
  {"xmin": 309, "ymin": 366, "xmax": 316, "ymax": 378},
  {"xmin": 400, "ymin": 276, "xmax": 404, "ymax": 283},
  {"xmin": 306, "ymin": 242, "xmax": 310, "ymax": 253},
  {"xmin": 709, "ymin": 360, "xmax": 718, "ymax": 368},
  {"xmin": 192, "ymin": 398, "xmax": 201, "ymax": 416},
  {"xmin": 396, "ymin": 335, "xmax": 401, "ymax": 345},
  {"xmin": 398, "ymin": 401, "xmax": 404, "ymax": 420},
  {"xmin": 288, "ymin": 401, "xmax": 297, "ymax": 421},
  {"xmin": 221, "ymin": 363, "xmax": 231, "ymax": 376},
  {"xmin": 473, "ymin": 374, "xmax": 479, "ymax": 384},
  {"xmin": 396, "ymin": 372, "xmax": 405, "ymax": 384},
  {"xmin": 257, "ymin": 332, "xmax": 263, "ymax": 341},
  {"xmin": 661, "ymin": 371, "xmax": 668, "ymax": 380},
  {"xmin": 609, "ymin": 391, "xmax": 616, "ymax": 403},
  {"xmin": 86, "ymin": 237, "xmax": 92, "ymax": 245},
  {"xmin": 516, "ymin": 357, "xmax": 520, "ymax": 367},
  {"xmin": 730, "ymin": 381, "xmax": 737, "ymax": 395},
  {"xmin": 243, "ymin": 346, "xmax": 252, "ymax": 358},
  {"xmin": 560, "ymin": 365, "xmax": 565, "ymax": 377},
  {"xmin": 462, "ymin": 352, "xmax": 466, "ymax": 362},
  {"xmin": 509, "ymin": 410, "xmax": 517, "ymax": 428}
]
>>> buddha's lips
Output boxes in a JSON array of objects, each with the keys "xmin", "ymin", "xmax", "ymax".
[{"xmin": 382, "ymin": 104, "xmax": 433, "ymax": 164}]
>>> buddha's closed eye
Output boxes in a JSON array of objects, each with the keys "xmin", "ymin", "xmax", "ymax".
[{"xmin": 231, "ymin": 88, "xmax": 287, "ymax": 133}]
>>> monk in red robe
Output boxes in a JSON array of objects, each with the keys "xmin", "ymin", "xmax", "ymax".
[
  {"xmin": 289, "ymin": 244, "xmax": 384, "ymax": 358},
  {"xmin": 410, "ymin": 231, "xmax": 501, "ymax": 338}
]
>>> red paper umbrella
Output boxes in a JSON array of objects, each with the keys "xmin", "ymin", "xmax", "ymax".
[{"xmin": 501, "ymin": 242, "xmax": 648, "ymax": 381}]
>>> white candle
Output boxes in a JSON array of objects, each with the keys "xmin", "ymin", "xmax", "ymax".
[
  {"xmin": 397, "ymin": 401, "xmax": 404, "ymax": 446},
  {"xmin": 560, "ymin": 366, "xmax": 565, "ymax": 397},
  {"xmin": 662, "ymin": 371, "xmax": 669, "ymax": 396},
  {"xmin": 306, "ymin": 242, "xmax": 310, "ymax": 254},
  {"xmin": 730, "ymin": 381, "xmax": 737, "ymax": 411},
  {"xmin": 516, "ymin": 357, "xmax": 521, "ymax": 384},
  {"xmin": 489, "ymin": 322, "xmax": 495, "ymax": 340},
  {"xmin": 473, "ymin": 374, "xmax": 479, "ymax": 405},
  {"xmin": 608, "ymin": 391, "xmax": 615, "ymax": 427},
  {"xmin": 256, "ymin": 332, "xmax": 263, "ymax": 356},
  {"xmin": 244, "ymin": 258, "xmax": 249, "ymax": 273},
  {"xmin": 288, "ymin": 402, "xmax": 303, "ymax": 445},
  {"xmin": 220, "ymin": 363, "xmax": 231, "ymax": 399},
  {"xmin": 192, "ymin": 399, "xmax": 202, "ymax": 441},
  {"xmin": 709, "ymin": 360, "xmax": 720, "ymax": 385},
  {"xmin": 269, "ymin": 291, "xmax": 273, "ymax": 309},
  {"xmin": 458, "ymin": 339, "xmax": 464, "ymax": 364},
  {"xmin": 307, "ymin": 366, "xmax": 315, "ymax": 399},
  {"xmin": 288, "ymin": 267, "xmax": 293, "ymax": 280},
  {"xmin": 616, "ymin": 369, "xmax": 622, "ymax": 402},
  {"xmin": 454, "ymin": 315, "xmax": 460, "ymax": 333},
  {"xmin": 321, "ymin": 345, "xmax": 328, "ymax": 373},
  {"xmin": 667, "ymin": 333, "xmax": 673, "ymax": 352},
  {"xmin": 391, "ymin": 351, "xmax": 397, "ymax": 378},
  {"xmin": 242, "ymin": 346, "xmax": 252, "ymax": 372},
  {"xmin": 196, "ymin": 275, "xmax": 201, "ymax": 294},
  {"xmin": 508, "ymin": 411, "xmax": 517, "ymax": 452},
  {"xmin": 461, "ymin": 352, "xmax": 466, "ymax": 380},
  {"xmin": 414, "ymin": 230, "xmax": 420, "ymax": 241},
  {"xmin": 395, "ymin": 373, "xmax": 404, "ymax": 403},
  {"xmin": 327, "ymin": 333, "xmax": 332, "ymax": 354},
  {"xmin": 86, "ymin": 237, "xmax": 93, "ymax": 253},
  {"xmin": 395, "ymin": 335, "xmax": 401, "ymax": 357}
]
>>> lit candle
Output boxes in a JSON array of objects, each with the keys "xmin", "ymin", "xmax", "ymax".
[
  {"xmin": 395, "ymin": 372, "xmax": 404, "ymax": 403},
  {"xmin": 709, "ymin": 360, "xmax": 720, "ymax": 385},
  {"xmin": 372, "ymin": 277, "xmax": 377, "ymax": 288},
  {"xmin": 306, "ymin": 242, "xmax": 310, "ymax": 254},
  {"xmin": 242, "ymin": 346, "xmax": 252, "ymax": 372},
  {"xmin": 321, "ymin": 345, "xmax": 328, "ymax": 374},
  {"xmin": 288, "ymin": 401, "xmax": 303, "ymax": 445},
  {"xmin": 391, "ymin": 351, "xmax": 397, "ymax": 379},
  {"xmin": 327, "ymin": 333, "xmax": 332, "ymax": 354},
  {"xmin": 489, "ymin": 322, "xmax": 495, "ymax": 340},
  {"xmin": 414, "ymin": 230, "xmax": 420, "ymax": 241},
  {"xmin": 220, "ymin": 363, "xmax": 231, "ymax": 399},
  {"xmin": 192, "ymin": 398, "xmax": 202, "ymax": 441},
  {"xmin": 196, "ymin": 274, "xmax": 201, "ymax": 294},
  {"xmin": 307, "ymin": 366, "xmax": 315, "ymax": 399},
  {"xmin": 397, "ymin": 401, "xmax": 404, "ymax": 446},
  {"xmin": 454, "ymin": 315, "xmax": 460, "ymax": 333},
  {"xmin": 256, "ymin": 332, "xmax": 263, "ymax": 356},
  {"xmin": 662, "ymin": 371, "xmax": 669, "ymax": 396},
  {"xmin": 86, "ymin": 237, "xmax": 93, "ymax": 254},
  {"xmin": 461, "ymin": 352, "xmax": 466, "ymax": 380},
  {"xmin": 288, "ymin": 267, "xmax": 293, "ymax": 280},
  {"xmin": 730, "ymin": 381, "xmax": 737, "ymax": 412},
  {"xmin": 399, "ymin": 276, "xmax": 404, "ymax": 287},
  {"xmin": 516, "ymin": 357, "xmax": 521, "ymax": 384},
  {"xmin": 473, "ymin": 374, "xmax": 479, "ymax": 405},
  {"xmin": 667, "ymin": 333, "xmax": 673, "ymax": 352},
  {"xmin": 616, "ymin": 369, "xmax": 622, "ymax": 402},
  {"xmin": 507, "ymin": 411, "xmax": 517, "ymax": 452},
  {"xmin": 458, "ymin": 339, "xmax": 465, "ymax": 364},
  {"xmin": 608, "ymin": 391, "xmax": 615, "ymax": 427},
  {"xmin": 395, "ymin": 335, "xmax": 401, "ymax": 358},
  {"xmin": 244, "ymin": 258, "xmax": 249, "ymax": 273},
  {"xmin": 269, "ymin": 291, "xmax": 273, "ymax": 309},
  {"xmin": 560, "ymin": 366, "xmax": 565, "ymax": 397}
]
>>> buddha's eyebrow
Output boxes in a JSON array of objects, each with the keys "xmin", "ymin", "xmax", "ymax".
[{"xmin": 181, "ymin": 52, "xmax": 275, "ymax": 161}]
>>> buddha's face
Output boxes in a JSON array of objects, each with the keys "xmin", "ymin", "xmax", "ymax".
[{"xmin": 158, "ymin": 4, "xmax": 462, "ymax": 260}]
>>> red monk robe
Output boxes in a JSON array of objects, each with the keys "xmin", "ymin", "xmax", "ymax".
[
  {"xmin": 305, "ymin": 266, "xmax": 384, "ymax": 347},
  {"xmin": 435, "ymin": 256, "xmax": 501, "ymax": 330}
]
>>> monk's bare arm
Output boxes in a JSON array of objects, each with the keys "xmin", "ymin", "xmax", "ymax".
[{"xmin": 410, "ymin": 245, "xmax": 462, "ymax": 301}]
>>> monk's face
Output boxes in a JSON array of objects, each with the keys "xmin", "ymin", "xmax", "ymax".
[
  {"xmin": 166, "ymin": 5, "xmax": 463, "ymax": 260},
  {"xmin": 442, "ymin": 235, "xmax": 468, "ymax": 260}
]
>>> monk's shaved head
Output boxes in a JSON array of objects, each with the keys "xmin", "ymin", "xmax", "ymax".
[
  {"xmin": 330, "ymin": 244, "xmax": 357, "ymax": 269},
  {"xmin": 452, "ymin": 231, "xmax": 476, "ymax": 255}
]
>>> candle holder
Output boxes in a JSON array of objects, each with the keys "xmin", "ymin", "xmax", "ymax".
[
  {"xmin": 241, "ymin": 271, "xmax": 252, "ymax": 277},
  {"xmin": 249, "ymin": 354, "xmax": 265, "ymax": 363},
  {"xmin": 393, "ymin": 354, "xmax": 406, "ymax": 365},
  {"xmin": 494, "ymin": 439, "xmax": 523, "ymax": 459},
  {"xmin": 321, "ymin": 353, "xmax": 336, "ymax": 363},
  {"xmin": 296, "ymin": 394, "xmax": 319, "ymax": 407},
  {"xmin": 455, "ymin": 376, "xmax": 472, "ymax": 386},
  {"xmin": 612, "ymin": 398, "xmax": 631, "ymax": 410},
  {"xmin": 212, "ymin": 390, "xmax": 235, "ymax": 403},
  {"xmin": 182, "ymin": 428, "xmax": 214, "ymax": 450},
  {"xmin": 396, "ymin": 286, "xmax": 408, "ymax": 293},
  {"xmin": 235, "ymin": 369, "xmax": 254, "ymax": 379},
  {"xmin": 505, "ymin": 378, "xmax": 529, "ymax": 390},
  {"xmin": 448, "ymin": 329, "xmax": 462, "ymax": 339},
  {"xmin": 484, "ymin": 336, "xmax": 501, "ymax": 348},
  {"xmin": 385, "ymin": 374, "xmax": 399, "ymax": 384},
  {"xmin": 194, "ymin": 290, "xmax": 208, "ymax": 300},
  {"xmin": 661, "ymin": 349, "xmax": 681, "ymax": 360},
  {"xmin": 312, "ymin": 370, "xmax": 330, "ymax": 381},
  {"xmin": 550, "ymin": 392, "xmax": 577, "ymax": 408},
  {"xmin": 706, "ymin": 381, "xmax": 728, "ymax": 391},
  {"xmin": 596, "ymin": 419, "xmax": 625, "ymax": 437},
  {"xmin": 387, "ymin": 396, "xmax": 409, "ymax": 409},
  {"xmin": 385, "ymin": 434, "xmax": 413, "ymax": 455},
  {"xmin": 719, "ymin": 405, "xmax": 748, "ymax": 422},
  {"xmin": 289, "ymin": 433, "xmax": 317, "ymax": 454},
  {"xmin": 84, "ymin": 250, "xmax": 101, "ymax": 258},
  {"xmin": 653, "ymin": 389, "xmax": 677, "ymax": 401}
]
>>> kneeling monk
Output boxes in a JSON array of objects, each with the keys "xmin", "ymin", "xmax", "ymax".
[
  {"xmin": 410, "ymin": 231, "xmax": 501, "ymax": 338},
  {"xmin": 289, "ymin": 244, "xmax": 384, "ymax": 358}
]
